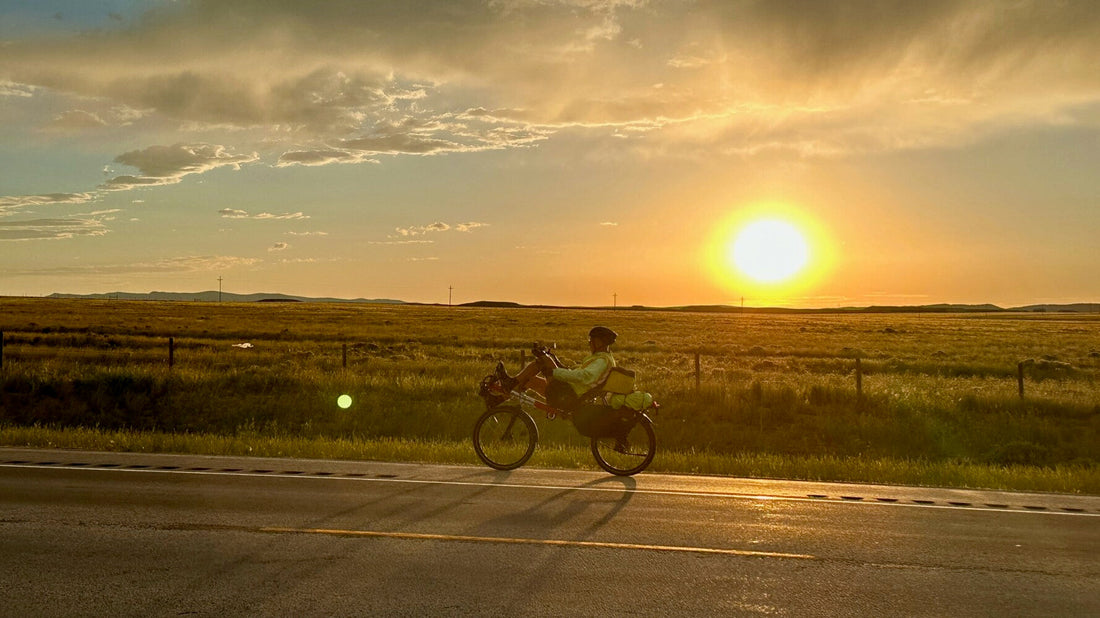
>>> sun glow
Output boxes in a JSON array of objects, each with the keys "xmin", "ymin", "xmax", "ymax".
[
  {"xmin": 730, "ymin": 219, "xmax": 809, "ymax": 283},
  {"xmin": 706, "ymin": 205, "xmax": 834, "ymax": 305}
]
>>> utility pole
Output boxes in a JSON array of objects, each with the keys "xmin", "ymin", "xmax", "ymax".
[
  {"xmin": 613, "ymin": 292, "xmax": 617, "ymax": 308},
  {"xmin": 218, "ymin": 276, "xmax": 223, "ymax": 302},
  {"xmin": 448, "ymin": 285, "xmax": 453, "ymax": 306},
  {"xmin": 741, "ymin": 296, "xmax": 744, "ymax": 313}
]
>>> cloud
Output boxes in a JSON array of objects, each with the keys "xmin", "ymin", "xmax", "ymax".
[
  {"xmin": 395, "ymin": 222, "xmax": 449, "ymax": 237},
  {"xmin": 48, "ymin": 109, "xmax": 107, "ymax": 130},
  {"xmin": 218, "ymin": 208, "xmax": 309, "ymax": 220},
  {"xmin": 454, "ymin": 222, "xmax": 488, "ymax": 232},
  {"xmin": 368, "ymin": 239, "xmax": 434, "ymax": 245},
  {"xmin": 276, "ymin": 149, "xmax": 375, "ymax": 167},
  {"xmin": 0, "ymin": 0, "xmax": 1097, "ymax": 166},
  {"xmin": 338, "ymin": 133, "xmax": 461, "ymax": 155},
  {"xmin": 0, "ymin": 192, "xmax": 96, "ymax": 214},
  {"xmin": 286, "ymin": 231, "xmax": 328, "ymax": 236},
  {"xmin": 0, "ymin": 218, "xmax": 108, "ymax": 241},
  {"xmin": 269, "ymin": 242, "xmax": 289, "ymax": 251},
  {"xmin": 103, "ymin": 143, "xmax": 258, "ymax": 191},
  {"xmin": 393, "ymin": 221, "xmax": 490, "ymax": 237},
  {"xmin": 253, "ymin": 212, "xmax": 309, "ymax": 220},
  {"xmin": 0, "ymin": 80, "xmax": 37, "ymax": 97},
  {"xmin": 0, "ymin": 255, "xmax": 262, "ymax": 275}
]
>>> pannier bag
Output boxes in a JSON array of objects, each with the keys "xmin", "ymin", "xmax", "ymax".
[
  {"xmin": 572, "ymin": 403, "xmax": 638, "ymax": 438},
  {"xmin": 606, "ymin": 390, "xmax": 654, "ymax": 411},
  {"xmin": 601, "ymin": 367, "xmax": 636, "ymax": 394}
]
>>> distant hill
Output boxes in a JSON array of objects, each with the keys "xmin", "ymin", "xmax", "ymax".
[
  {"xmin": 664, "ymin": 303, "xmax": 1008, "ymax": 314},
  {"xmin": 864, "ymin": 303, "xmax": 1004, "ymax": 313},
  {"xmin": 46, "ymin": 291, "xmax": 404, "ymax": 304},
  {"xmin": 1012, "ymin": 303, "xmax": 1100, "ymax": 313},
  {"xmin": 458, "ymin": 300, "xmax": 526, "ymax": 308},
  {"xmin": 37, "ymin": 293, "xmax": 1099, "ymax": 313}
]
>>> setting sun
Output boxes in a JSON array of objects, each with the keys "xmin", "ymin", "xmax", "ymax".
[
  {"xmin": 730, "ymin": 219, "xmax": 809, "ymax": 283},
  {"xmin": 706, "ymin": 205, "xmax": 835, "ymax": 305}
]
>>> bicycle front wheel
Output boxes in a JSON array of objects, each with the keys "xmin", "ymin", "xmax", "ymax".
[
  {"xmin": 473, "ymin": 406, "xmax": 538, "ymax": 470},
  {"xmin": 591, "ymin": 414, "xmax": 656, "ymax": 476}
]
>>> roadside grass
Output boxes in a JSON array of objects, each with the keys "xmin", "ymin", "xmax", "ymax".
[
  {"xmin": 2, "ymin": 424, "xmax": 1097, "ymax": 495},
  {"xmin": 2, "ymin": 299, "xmax": 1098, "ymax": 494}
]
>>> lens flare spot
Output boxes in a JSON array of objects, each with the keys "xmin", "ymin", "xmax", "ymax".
[{"xmin": 337, "ymin": 394, "xmax": 353, "ymax": 409}]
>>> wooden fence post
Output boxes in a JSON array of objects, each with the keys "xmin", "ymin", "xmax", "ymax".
[
  {"xmin": 0, "ymin": 330, "xmax": 4, "ymax": 370},
  {"xmin": 343, "ymin": 343, "xmax": 348, "ymax": 369},
  {"xmin": 855, "ymin": 357, "xmax": 863, "ymax": 399},
  {"xmin": 1018, "ymin": 361, "xmax": 1025, "ymax": 399},
  {"xmin": 694, "ymin": 351, "xmax": 701, "ymax": 392},
  {"xmin": 168, "ymin": 337, "xmax": 174, "ymax": 369},
  {"xmin": 519, "ymin": 349, "xmax": 526, "ymax": 368}
]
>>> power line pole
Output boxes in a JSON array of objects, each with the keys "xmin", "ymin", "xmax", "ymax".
[
  {"xmin": 218, "ymin": 276, "xmax": 223, "ymax": 302},
  {"xmin": 448, "ymin": 285, "xmax": 453, "ymax": 306},
  {"xmin": 613, "ymin": 292, "xmax": 617, "ymax": 308}
]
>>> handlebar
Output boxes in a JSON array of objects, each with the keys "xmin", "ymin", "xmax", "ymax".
[{"xmin": 531, "ymin": 342, "xmax": 560, "ymax": 365}]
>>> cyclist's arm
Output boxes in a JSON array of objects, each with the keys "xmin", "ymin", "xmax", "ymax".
[{"xmin": 552, "ymin": 356, "xmax": 610, "ymax": 388}]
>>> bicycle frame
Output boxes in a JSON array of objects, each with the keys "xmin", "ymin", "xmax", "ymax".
[{"xmin": 489, "ymin": 380, "xmax": 659, "ymax": 423}]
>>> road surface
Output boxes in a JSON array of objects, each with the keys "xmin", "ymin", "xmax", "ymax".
[{"xmin": 2, "ymin": 447, "xmax": 1098, "ymax": 616}]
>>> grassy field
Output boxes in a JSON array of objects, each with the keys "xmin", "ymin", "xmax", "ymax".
[{"xmin": 1, "ymin": 298, "xmax": 1098, "ymax": 493}]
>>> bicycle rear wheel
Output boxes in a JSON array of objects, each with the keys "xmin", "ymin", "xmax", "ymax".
[
  {"xmin": 473, "ymin": 406, "xmax": 538, "ymax": 470},
  {"xmin": 591, "ymin": 414, "xmax": 656, "ymax": 476}
]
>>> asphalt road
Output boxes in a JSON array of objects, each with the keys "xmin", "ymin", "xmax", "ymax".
[{"xmin": 2, "ymin": 448, "xmax": 1098, "ymax": 617}]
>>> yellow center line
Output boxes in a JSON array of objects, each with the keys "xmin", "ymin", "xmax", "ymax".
[{"xmin": 259, "ymin": 526, "xmax": 817, "ymax": 560}]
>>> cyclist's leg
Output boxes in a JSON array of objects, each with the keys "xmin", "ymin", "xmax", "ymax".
[{"xmin": 506, "ymin": 363, "xmax": 552, "ymax": 394}]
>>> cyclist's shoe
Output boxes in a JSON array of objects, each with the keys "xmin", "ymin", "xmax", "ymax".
[
  {"xmin": 493, "ymin": 363, "xmax": 519, "ymax": 392},
  {"xmin": 479, "ymin": 374, "xmax": 510, "ymax": 409}
]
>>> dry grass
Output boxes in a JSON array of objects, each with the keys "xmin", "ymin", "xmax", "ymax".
[{"xmin": 1, "ymin": 298, "xmax": 1098, "ymax": 492}]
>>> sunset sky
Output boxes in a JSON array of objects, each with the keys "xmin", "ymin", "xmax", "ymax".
[{"xmin": 1, "ymin": 1, "xmax": 1097, "ymax": 308}]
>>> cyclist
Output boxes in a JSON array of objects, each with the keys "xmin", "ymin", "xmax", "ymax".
[{"xmin": 497, "ymin": 326, "xmax": 618, "ymax": 411}]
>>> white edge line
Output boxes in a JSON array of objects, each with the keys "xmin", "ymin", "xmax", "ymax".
[{"xmin": 2, "ymin": 463, "xmax": 1098, "ymax": 518}]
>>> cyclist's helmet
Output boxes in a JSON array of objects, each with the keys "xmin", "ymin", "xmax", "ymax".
[{"xmin": 589, "ymin": 326, "xmax": 618, "ymax": 344}]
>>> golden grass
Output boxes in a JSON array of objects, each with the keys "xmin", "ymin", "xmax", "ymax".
[
  {"xmin": 2, "ymin": 298, "xmax": 1098, "ymax": 492},
  {"xmin": 3, "ymin": 424, "xmax": 1096, "ymax": 494}
]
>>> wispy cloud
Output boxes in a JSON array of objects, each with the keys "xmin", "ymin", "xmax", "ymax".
[
  {"xmin": 454, "ymin": 222, "xmax": 488, "ymax": 232},
  {"xmin": 269, "ymin": 242, "xmax": 289, "ymax": 251},
  {"xmin": 0, "ymin": 192, "xmax": 96, "ymax": 214},
  {"xmin": 0, "ymin": 255, "xmax": 262, "ymax": 275},
  {"xmin": 48, "ymin": 109, "xmax": 107, "ymax": 131},
  {"xmin": 3, "ymin": 0, "xmax": 1092, "ymax": 187},
  {"xmin": 103, "ymin": 143, "xmax": 258, "ymax": 191},
  {"xmin": 396, "ymin": 222, "xmax": 451, "ymax": 237},
  {"xmin": 218, "ymin": 209, "xmax": 309, "ymax": 220},
  {"xmin": 0, "ymin": 80, "xmax": 37, "ymax": 97},
  {"xmin": 394, "ymin": 221, "xmax": 489, "ymax": 237},
  {"xmin": 275, "ymin": 149, "xmax": 376, "ymax": 167},
  {"xmin": 0, "ymin": 218, "xmax": 108, "ymax": 241}
]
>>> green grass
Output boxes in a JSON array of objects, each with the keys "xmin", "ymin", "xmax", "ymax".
[
  {"xmin": 2, "ymin": 298, "xmax": 1098, "ymax": 494},
  {"xmin": 2, "ymin": 425, "xmax": 1097, "ymax": 495}
]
